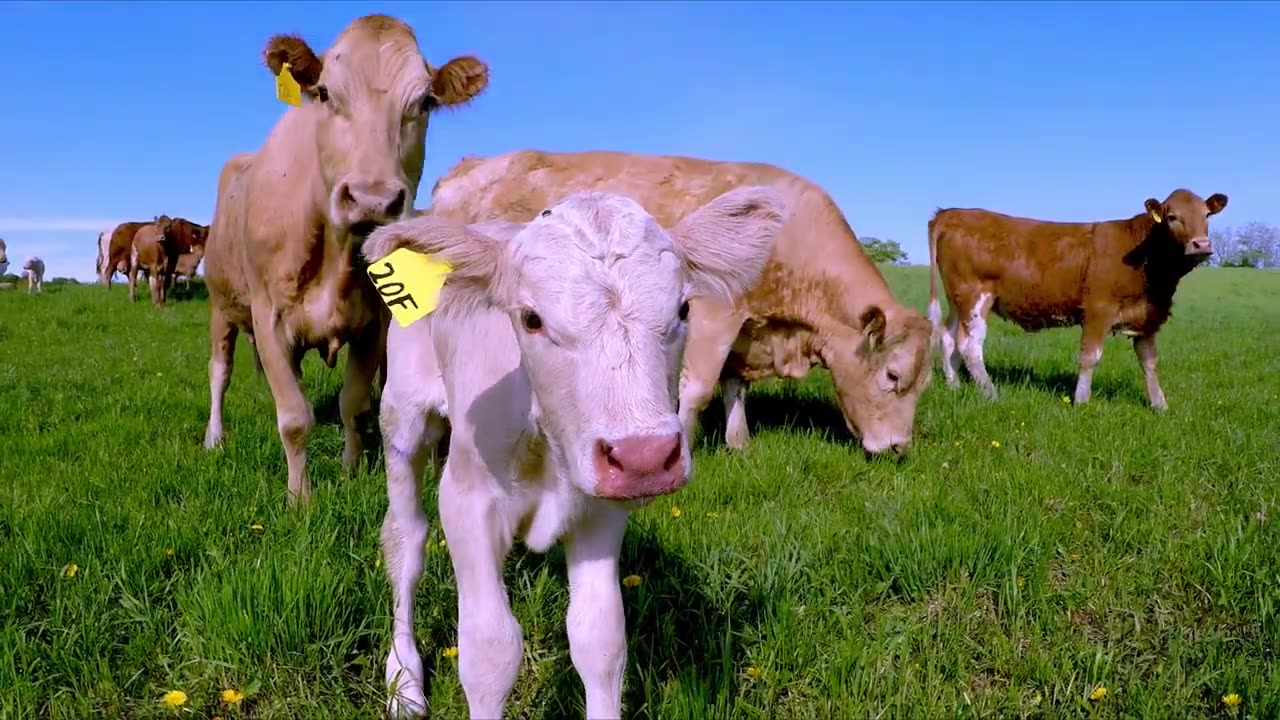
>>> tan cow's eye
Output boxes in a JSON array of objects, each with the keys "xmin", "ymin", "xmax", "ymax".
[
  {"xmin": 886, "ymin": 369, "xmax": 900, "ymax": 386},
  {"xmin": 1166, "ymin": 213, "xmax": 1178, "ymax": 223},
  {"xmin": 315, "ymin": 86, "xmax": 330, "ymax": 103},
  {"xmin": 677, "ymin": 301, "xmax": 690, "ymax": 321},
  {"xmin": 520, "ymin": 310, "xmax": 543, "ymax": 333}
]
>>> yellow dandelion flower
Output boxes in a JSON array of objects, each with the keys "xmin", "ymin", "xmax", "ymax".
[
  {"xmin": 438, "ymin": 539, "xmax": 447, "ymax": 549},
  {"xmin": 990, "ymin": 440, "xmax": 1001, "ymax": 448},
  {"xmin": 162, "ymin": 689, "xmax": 188, "ymax": 708},
  {"xmin": 163, "ymin": 547, "xmax": 175, "ymax": 558},
  {"xmin": 63, "ymin": 563, "xmax": 79, "ymax": 578},
  {"xmin": 954, "ymin": 440, "xmax": 962, "ymax": 447},
  {"xmin": 1062, "ymin": 395, "xmax": 1071, "ymax": 404},
  {"xmin": 442, "ymin": 646, "xmax": 459, "ymax": 658},
  {"xmin": 1089, "ymin": 686, "xmax": 1107, "ymax": 701},
  {"xmin": 221, "ymin": 688, "xmax": 244, "ymax": 704},
  {"xmin": 622, "ymin": 574, "xmax": 642, "ymax": 588},
  {"xmin": 1222, "ymin": 693, "xmax": 1241, "ymax": 707},
  {"xmin": 374, "ymin": 557, "xmax": 382, "ymax": 569},
  {"xmin": 669, "ymin": 506, "xmax": 682, "ymax": 518},
  {"xmin": 250, "ymin": 522, "xmax": 264, "ymax": 532},
  {"xmin": 706, "ymin": 511, "xmax": 719, "ymax": 518},
  {"xmin": 744, "ymin": 666, "xmax": 763, "ymax": 680}
]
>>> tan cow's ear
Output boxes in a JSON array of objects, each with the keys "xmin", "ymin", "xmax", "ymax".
[
  {"xmin": 430, "ymin": 56, "xmax": 490, "ymax": 107},
  {"xmin": 1206, "ymin": 193, "xmax": 1229, "ymax": 215},
  {"xmin": 1143, "ymin": 198, "xmax": 1164, "ymax": 224},
  {"xmin": 263, "ymin": 34, "xmax": 324, "ymax": 94},
  {"xmin": 860, "ymin": 305, "xmax": 887, "ymax": 351}
]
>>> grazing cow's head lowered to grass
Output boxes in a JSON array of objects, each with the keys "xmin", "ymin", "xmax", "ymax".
[
  {"xmin": 261, "ymin": 14, "xmax": 489, "ymax": 237},
  {"xmin": 1142, "ymin": 189, "xmax": 1228, "ymax": 261},
  {"xmin": 367, "ymin": 187, "xmax": 786, "ymax": 501}
]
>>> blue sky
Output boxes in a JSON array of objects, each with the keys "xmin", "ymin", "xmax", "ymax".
[{"xmin": 2, "ymin": 0, "xmax": 1277, "ymax": 282}]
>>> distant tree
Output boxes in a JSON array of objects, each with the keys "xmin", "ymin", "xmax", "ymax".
[
  {"xmin": 1209, "ymin": 222, "xmax": 1280, "ymax": 269},
  {"xmin": 861, "ymin": 236, "xmax": 909, "ymax": 265}
]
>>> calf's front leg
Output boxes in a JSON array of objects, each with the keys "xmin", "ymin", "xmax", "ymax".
[
  {"xmin": 564, "ymin": 505, "xmax": 630, "ymax": 719},
  {"xmin": 1073, "ymin": 315, "xmax": 1110, "ymax": 406},
  {"xmin": 439, "ymin": 467, "xmax": 523, "ymax": 719},
  {"xmin": 1133, "ymin": 334, "xmax": 1167, "ymax": 411}
]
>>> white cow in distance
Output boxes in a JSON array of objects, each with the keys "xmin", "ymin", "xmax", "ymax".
[
  {"xmin": 0, "ymin": 237, "xmax": 8, "ymax": 277},
  {"xmin": 365, "ymin": 186, "xmax": 787, "ymax": 719},
  {"xmin": 23, "ymin": 257, "xmax": 45, "ymax": 294}
]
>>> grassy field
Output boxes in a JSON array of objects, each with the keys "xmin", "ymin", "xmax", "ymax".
[{"xmin": 1, "ymin": 266, "xmax": 1276, "ymax": 719}]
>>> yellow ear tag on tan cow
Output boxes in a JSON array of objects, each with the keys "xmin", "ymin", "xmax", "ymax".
[
  {"xmin": 1149, "ymin": 209, "xmax": 1163, "ymax": 223},
  {"xmin": 367, "ymin": 247, "xmax": 453, "ymax": 328},
  {"xmin": 275, "ymin": 62, "xmax": 302, "ymax": 107}
]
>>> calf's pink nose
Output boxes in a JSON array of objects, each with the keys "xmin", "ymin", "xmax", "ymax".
[{"xmin": 593, "ymin": 433, "xmax": 685, "ymax": 500}]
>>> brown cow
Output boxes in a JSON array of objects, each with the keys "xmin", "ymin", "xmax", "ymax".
[
  {"xmin": 201, "ymin": 14, "xmax": 489, "ymax": 505},
  {"xmin": 103, "ymin": 219, "xmax": 167, "ymax": 288},
  {"xmin": 129, "ymin": 218, "xmax": 175, "ymax": 306},
  {"xmin": 926, "ymin": 189, "xmax": 1228, "ymax": 410},
  {"xmin": 427, "ymin": 149, "xmax": 935, "ymax": 455}
]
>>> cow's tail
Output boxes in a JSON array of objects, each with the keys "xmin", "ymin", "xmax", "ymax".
[{"xmin": 926, "ymin": 209, "xmax": 945, "ymax": 352}]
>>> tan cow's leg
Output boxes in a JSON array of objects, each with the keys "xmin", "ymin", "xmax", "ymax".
[
  {"xmin": 1133, "ymin": 334, "xmax": 1167, "ymax": 411},
  {"xmin": 722, "ymin": 376, "xmax": 751, "ymax": 450},
  {"xmin": 677, "ymin": 298, "xmax": 748, "ymax": 446},
  {"xmin": 340, "ymin": 322, "xmax": 386, "ymax": 471},
  {"xmin": 127, "ymin": 263, "xmax": 138, "ymax": 303},
  {"xmin": 252, "ymin": 314, "xmax": 314, "ymax": 506},
  {"xmin": 1073, "ymin": 314, "xmax": 1110, "ymax": 406},
  {"xmin": 203, "ymin": 305, "xmax": 239, "ymax": 449}
]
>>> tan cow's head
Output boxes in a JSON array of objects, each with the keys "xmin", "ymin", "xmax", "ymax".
[
  {"xmin": 824, "ymin": 306, "xmax": 934, "ymax": 457},
  {"xmin": 153, "ymin": 215, "xmax": 174, "ymax": 244},
  {"xmin": 1144, "ymin": 189, "xmax": 1228, "ymax": 260},
  {"xmin": 262, "ymin": 14, "xmax": 489, "ymax": 238}
]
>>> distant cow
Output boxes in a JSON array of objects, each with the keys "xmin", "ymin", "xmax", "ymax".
[
  {"xmin": 427, "ymin": 149, "xmax": 934, "ymax": 456},
  {"xmin": 173, "ymin": 248, "xmax": 205, "ymax": 291},
  {"xmin": 103, "ymin": 219, "xmax": 168, "ymax": 289},
  {"xmin": 129, "ymin": 219, "xmax": 176, "ymax": 306},
  {"xmin": 367, "ymin": 187, "xmax": 785, "ymax": 719},
  {"xmin": 23, "ymin": 257, "xmax": 45, "ymax": 294},
  {"xmin": 0, "ymin": 237, "xmax": 8, "ymax": 277},
  {"xmin": 926, "ymin": 189, "xmax": 1228, "ymax": 409},
  {"xmin": 201, "ymin": 13, "xmax": 489, "ymax": 506},
  {"xmin": 95, "ymin": 229, "xmax": 127, "ymax": 282}
]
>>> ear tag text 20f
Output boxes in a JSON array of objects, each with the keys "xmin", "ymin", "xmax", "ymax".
[{"xmin": 366, "ymin": 247, "xmax": 453, "ymax": 328}]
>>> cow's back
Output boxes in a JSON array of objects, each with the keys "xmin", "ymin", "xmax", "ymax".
[
  {"xmin": 204, "ymin": 152, "xmax": 256, "ymax": 319},
  {"xmin": 109, "ymin": 221, "xmax": 149, "ymax": 260},
  {"xmin": 132, "ymin": 225, "xmax": 167, "ymax": 268},
  {"xmin": 930, "ymin": 207, "xmax": 1096, "ymax": 328}
]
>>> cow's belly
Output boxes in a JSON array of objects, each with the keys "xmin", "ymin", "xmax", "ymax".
[
  {"xmin": 722, "ymin": 317, "xmax": 821, "ymax": 382},
  {"xmin": 990, "ymin": 295, "xmax": 1083, "ymax": 332}
]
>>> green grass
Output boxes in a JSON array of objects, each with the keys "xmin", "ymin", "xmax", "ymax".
[{"xmin": 1, "ymin": 266, "xmax": 1277, "ymax": 719}]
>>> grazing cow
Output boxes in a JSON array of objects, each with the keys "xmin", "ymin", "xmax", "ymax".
[
  {"xmin": 23, "ymin": 257, "xmax": 45, "ymax": 294},
  {"xmin": 173, "ymin": 248, "xmax": 205, "ymax": 291},
  {"xmin": 201, "ymin": 13, "xmax": 489, "ymax": 505},
  {"xmin": 103, "ymin": 219, "xmax": 166, "ymax": 288},
  {"xmin": 368, "ymin": 187, "xmax": 785, "ymax": 719},
  {"xmin": 0, "ymin": 237, "xmax": 8, "ymax": 277},
  {"xmin": 427, "ymin": 149, "xmax": 934, "ymax": 455},
  {"xmin": 129, "ymin": 219, "xmax": 176, "ymax": 306},
  {"xmin": 926, "ymin": 189, "xmax": 1228, "ymax": 409}
]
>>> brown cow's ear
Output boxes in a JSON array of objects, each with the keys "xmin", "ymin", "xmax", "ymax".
[
  {"xmin": 1143, "ymin": 198, "xmax": 1164, "ymax": 223},
  {"xmin": 430, "ymin": 56, "xmax": 490, "ymax": 107},
  {"xmin": 860, "ymin": 305, "xmax": 888, "ymax": 351},
  {"xmin": 263, "ymin": 34, "xmax": 324, "ymax": 95},
  {"xmin": 1206, "ymin": 193, "xmax": 1229, "ymax": 215}
]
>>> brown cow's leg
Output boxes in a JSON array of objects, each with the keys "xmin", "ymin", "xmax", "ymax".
[
  {"xmin": 722, "ymin": 376, "xmax": 751, "ymax": 450},
  {"xmin": 252, "ymin": 314, "xmax": 315, "ymax": 506},
  {"xmin": 938, "ymin": 309, "xmax": 963, "ymax": 388},
  {"xmin": 127, "ymin": 264, "xmax": 138, "ymax": 303},
  {"xmin": 1133, "ymin": 334, "xmax": 1168, "ymax": 411},
  {"xmin": 340, "ymin": 322, "xmax": 387, "ymax": 471},
  {"xmin": 956, "ymin": 291, "xmax": 997, "ymax": 398},
  {"xmin": 204, "ymin": 305, "xmax": 239, "ymax": 450},
  {"xmin": 676, "ymin": 298, "xmax": 748, "ymax": 447},
  {"xmin": 1072, "ymin": 315, "xmax": 1110, "ymax": 406}
]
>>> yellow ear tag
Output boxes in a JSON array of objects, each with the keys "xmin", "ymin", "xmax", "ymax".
[
  {"xmin": 1149, "ymin": 210, "xmax": 1162, "ymax": 223},
  {"xmin": 366, "ymin": 247, "xmax": 453, "ymax": 328},
  {"xmin": 275, "ymin": 62, "xmax": 302, "ymax": 107}
]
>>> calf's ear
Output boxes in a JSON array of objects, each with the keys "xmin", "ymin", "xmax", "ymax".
[
  {"xmin": 1143, "ymin": 198, "xmax": 1164, "ymax": 223},
  {"xmin": 363, "ymin": 215, "xmax": 513, "ymax": 310},
  {"xmin": 430, "ymin": 56, "xmax": 490, "ymax": 107},
  {"xmin": 668, "ymin": 186, "xmax": 787, "ymax": 302},
  {"xmin": 263, "ymin": 34, "xmax": 324, "ymax": 98},
  {"xmin": 1205, "ymin": 193, "xmax": 1228, "ymax": 215}
]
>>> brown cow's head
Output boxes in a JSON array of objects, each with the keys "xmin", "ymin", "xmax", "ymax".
[
  {"xmin": 261, "ymin": 14, "xmax": 489, "ymax": 239},
  {"xmin": 1144, "ymin": 189, "xmax": 1228, "ymax": 260}
]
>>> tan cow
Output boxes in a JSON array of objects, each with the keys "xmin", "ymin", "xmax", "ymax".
[
  {"xmin": 103, "ymin": 219, "xmax": 165, "ymax": 288},
  {"xmin": 926, "ymin": 189, "xmax": 1228, "ymax": 409},
  {"xmin": 201, "ymin": 13, "xmax": 489, "ymax": 505},
  {"xmin": 129, "ymin": 218, "xmax": 175, "ymax": 306},
  {"xmin": 426, "ymin": 149, "xmax": 934, "ymax": 455}
]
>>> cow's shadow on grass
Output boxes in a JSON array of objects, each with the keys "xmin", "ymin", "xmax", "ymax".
[
  {"xmin": 494, "ymin": 525, "xmax": 766, "ymax": 718},
  {"xmin": 985, "ymin": 363, "xmax": 1147, "ymax": 406},
  {"xmin": 691, "ymin": 386, "xmax": 852, "ymax": 451}
]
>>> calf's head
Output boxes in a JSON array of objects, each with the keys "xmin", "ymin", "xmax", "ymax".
[
  {"xmin": 1144, "ymin": 189, "xmax": 1228, "ymax": 260},
  {"xmin": 261, "ymin": 14, "xmax": 488, "ymax": 238},
  {"xmin": 827, "ymin": 306, "xmax": 933, "ymax": 456},
  {"xmin": 366, "ymin": 187, "xmax": 786, "ymax": 501}
]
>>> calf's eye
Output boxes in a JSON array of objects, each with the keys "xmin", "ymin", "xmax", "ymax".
[
  {"xmin": 678, "ymin": 300, "xmax": 690, "ymax": 322},
  {"xmin": 887, "ymin": 369, "xmax": 900, "ymax": 386},
  {"xmin": 315, "ymin": 86, "xmax": 330, "ymax": 103},
  {"xmin": 520, "ymin": 310, "xmax": 543, "ymax": 333}
]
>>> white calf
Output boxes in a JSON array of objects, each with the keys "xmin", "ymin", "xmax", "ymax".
[
  {"xmin": 23, "ymin": 257, "xmax": 45, "ymax": 294},
  {"xmin": 365, "ymin": 187, "xmax": 786, "ymax": 719}
]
